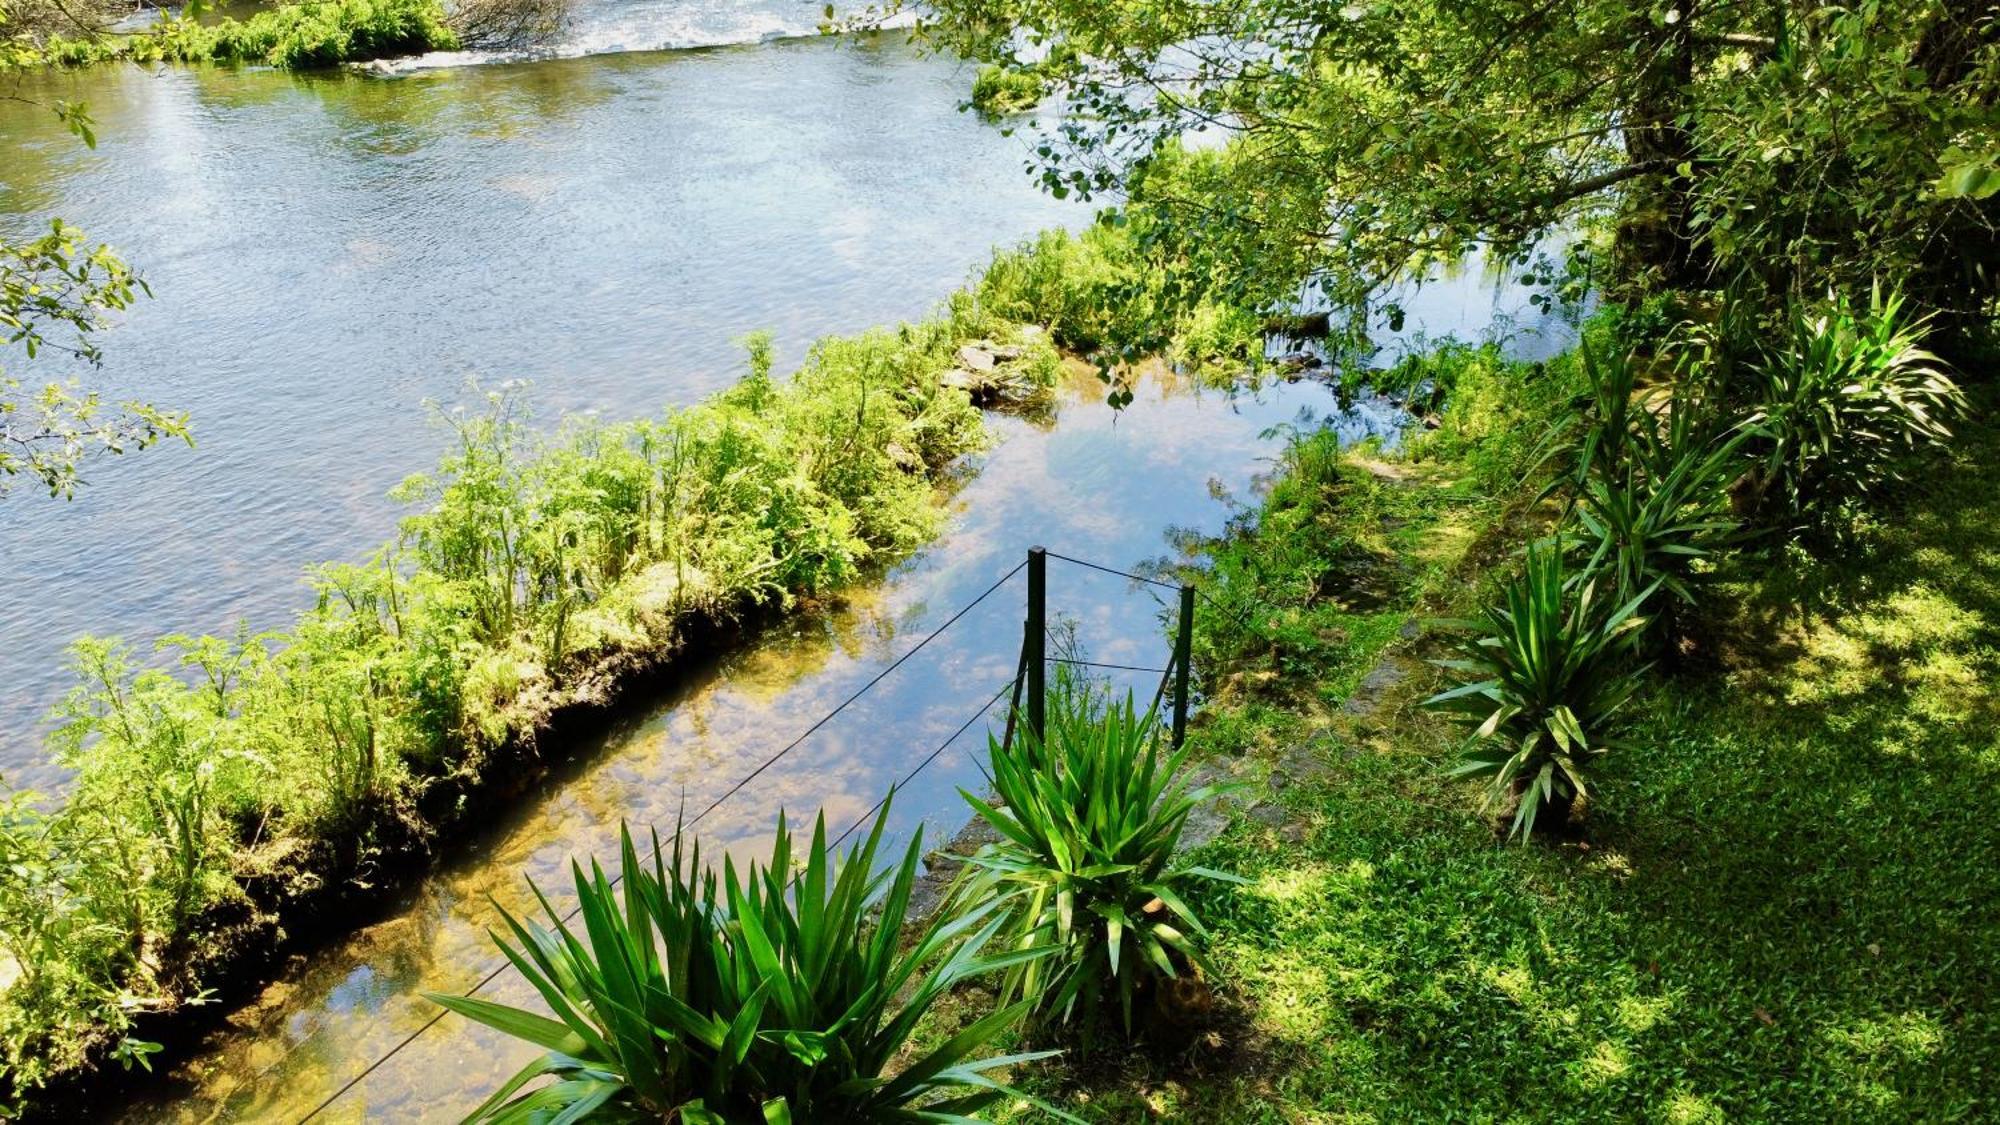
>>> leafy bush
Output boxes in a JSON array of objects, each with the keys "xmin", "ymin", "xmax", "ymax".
[
  {"xmin": 972, "ymin": 151, "xmax": 1274, "ymax": 384},
  {"xmin": 1745, "ymin": 289, "xmax": 1966, "ymax": 542},
  {"xmin": 959, "ymin": 688, "xmax": 1239, "ymax": 1041},
  {"xmin": 191, "ymin": 0, "xmax": 458, "ymax": 67},
  {"xmin": 32, "ymin": 0, "xmax": 457, "ymax": 69},
  {"xmin": 1540, "ymin": 345, "xmax": 1747, "ymax": 631},
  {"xmin": 1427, "ymin": 542, "xmax": 1651, "ymax": 840},
  {"xmin": 970, "ymin": 63, "xmax": 1044, "ymax": 118},
  {"xmin": 1571, "ymin": 418, "xmax": 1744, "ymax": 631},
  {"xmin": 432, "ymin": 801, "xmax": 1053, "ymax": 1122}
]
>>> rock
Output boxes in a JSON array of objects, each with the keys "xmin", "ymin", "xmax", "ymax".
[
  {"xmin": 956, "ymin": 344, "xmax": 998, "ymax": 372},
  {"xmin": 940, "ymin": 368, "xmax": 981, "ymax": 391},
  {"xmin": 989, "ymin": 343, "xmax": 1025, "ymax": 361}
]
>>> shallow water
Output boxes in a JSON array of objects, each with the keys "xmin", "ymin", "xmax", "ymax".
[{"xmin": 4, "ymin": 14, "xmax": 1574, "ymax": 1120}]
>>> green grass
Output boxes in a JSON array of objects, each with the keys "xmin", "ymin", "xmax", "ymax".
[{"xmin": 1010, "ymin": 409, "xmax": 2000, "ymax": 1120}]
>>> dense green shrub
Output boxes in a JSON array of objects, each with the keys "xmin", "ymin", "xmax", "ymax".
[
  {"xmin": 973, "ymin": 151, "xmax": 1275, "ymax": 385},
  {"xmin": 435, "ymin": 801, "xmax": 1053, "ymax": 1122},
  {"xmin": 1744, "ymin": 289, "xmax": 1967, "ymax": 543},
  {"xmin": 970, "ymin": 63, "xmax": 1044, "ymax": 118},
  {"xmin": 0, "ymin": 308, "xmax": 1045, "ymax": 1100},
  {"xmin": 1427, "ymin": 542, "xmax": 1651, "ymax": 841},
  {"xmin": 1536, "ymin": 346, "xmax": 1747, "ymax": 635},
  {"xmin": 31, "ymin": 0, "xmax": 457, "ymax": 70},
  {"xmin": 958, "ymin": 688, "xmax": 1239, "ymax": 1042}
]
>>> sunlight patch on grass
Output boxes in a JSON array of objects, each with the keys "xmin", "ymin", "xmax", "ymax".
[{"xmin": 1570, "ymin": 1040, "xmax": 1630, "ymax": 1088}]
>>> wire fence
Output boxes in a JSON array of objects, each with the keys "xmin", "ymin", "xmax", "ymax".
[{"xmin": 290, "ymin": 547, "xmax": 1195, "ymax": 1123}]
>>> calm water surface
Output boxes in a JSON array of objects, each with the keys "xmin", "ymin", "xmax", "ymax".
[{"xmin": 4, "ymin": 13, "xmax": 1570, "ymax": 1119}]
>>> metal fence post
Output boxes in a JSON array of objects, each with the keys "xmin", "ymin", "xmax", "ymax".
[
  {"xmin": 1172, "ymin": 584, "xmax": 1195, "ymax": 749},
  {"xmin": 1001, "ymin": 619, "xmax": 1028, "ymax": 754},
  {"xmin": 1026, "ymin": 546, "xmax": 1047, "ymax": 745}
]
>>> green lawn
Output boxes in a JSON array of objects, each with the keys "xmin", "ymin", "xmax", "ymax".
[{"xmin": 1016, "ymin": 420, "xmax": 2000, "ymax": 1121}]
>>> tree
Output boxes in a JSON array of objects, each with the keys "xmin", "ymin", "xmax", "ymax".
[
  {"xmin": 0, "ymin": 106, "xmax": 190, "ymax": 500},
  {"xmin": 904, "ymin": 0, "xmax": 1999, "ymax": 337}
]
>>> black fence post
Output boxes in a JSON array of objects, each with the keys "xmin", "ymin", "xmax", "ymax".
[
  {"xmin": 1026, "ymin": 546, "xmax": 1047, "ymax": 745},
  {"xmin": 1001, "ymin": 620, "xmax": 1028, "ymax": 754},
  {"xmin": 1172, "ymin": 584, "xmax": 1195, "ymax": 749}
]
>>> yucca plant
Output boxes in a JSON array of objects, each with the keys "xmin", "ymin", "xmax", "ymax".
[
  {"xmin": 1571, "ymin": 390, "xmax": 1749, "ymax": 634},
  {"xmin": 430, "ymin": 797, "xmax": 1057, "ymax": 1123},
  {"xmin": 959, "ymin": 688, "xmax": 1240, "ymax": 1042},
  {"xmin": 1531, "ymin": 339, "xmax": 1644, "ymax": 502},
  {"xmin": 1426, "ymin": 543, "xmax": 1652, "ymax": 841},
  {"xmin": 1749, "ymin": 288, "xmax": 1965, "ymax": 540}
]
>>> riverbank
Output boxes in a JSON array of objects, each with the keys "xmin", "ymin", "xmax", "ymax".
[
  {"xmin": 0, "ymin": 288, "xmax": 1066, "ymax": 1109},
  {"xmin": 996, "ymin": 346, "xmax": 2000, "ymax": 1118},
  {"xmin": 3, "ymin": 0, "xmax": 457, "ymax": 70}
]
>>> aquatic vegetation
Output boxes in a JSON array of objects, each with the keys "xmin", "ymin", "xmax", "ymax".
[
  {"xmin": 973, "ymin": 151, "xmax": 1277, "ymax": 386},
  {"xmin": 0, "ymin": 304, "xmax": 1052, "ymax": 1102}
]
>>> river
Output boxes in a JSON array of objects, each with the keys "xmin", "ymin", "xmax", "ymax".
[{"xmin": 3, "ymin": 9, "xmax": 1568, "ymax": 1120}]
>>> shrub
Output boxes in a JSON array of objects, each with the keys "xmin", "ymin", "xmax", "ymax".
[
  {"xmin": 1545, "ymin": 345, "xmax": 1749, "ymax": 633},
  {"xmin": 959, "ymin": 688, "xmax": 1240, "ymax": 1041},
  {"xmin": 1745, "ymin": 289, "xmax": 1965, "ymax": 542},
  {"xmin": 1571, "ymin": 417, "xmax": 1744, "ymax": 636},
  {"xmin": 970, "ymin": 63, "xmax": 1044, "ymax": 118},
  {"xmin": 1427, "ymin": 542, "xmax": 1651, "ymax": 840},
  {"xmin": 29, "ymin": 0, "xmax": 458, "ymax": 69},
  {"xmin": 432, "ymin": 800, "xmax": 1055, "ymax": 1122}
]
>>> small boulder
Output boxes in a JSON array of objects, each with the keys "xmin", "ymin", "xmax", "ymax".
[{"xmin": 956, "ymin": 344, "xmax": 998, "ymax": 372}]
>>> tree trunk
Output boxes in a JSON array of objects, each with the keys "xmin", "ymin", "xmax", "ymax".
[{"xmin": 1616, "ymin": 2, "xmax": 1709, "ymax": 292}]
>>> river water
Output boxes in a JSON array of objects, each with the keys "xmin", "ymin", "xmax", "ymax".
[{"xmin": 3, "ymin": 10, "xmax": 1569, "ymax": 1121}]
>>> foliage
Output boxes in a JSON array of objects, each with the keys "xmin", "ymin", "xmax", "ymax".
[
  {"xmin": 1745, "ymin": 289, "xmax": 1967, "ymax": 542},
  {"xmin": 434, "ymin": 800, "xmax": 1055, "ymax": 1122},
  {"xmin": 959, "ymin": 688, "xmax": 1239, "ymax": 1041},
  {"xmin": 1007, "ymin": 402, "xmax": 2000, "ymax": 1123},
  {"xmin": 25, "ymin": 0, "xmax": 458, "ymax": 69},
  {"xmin": 907, "ymin": 0, "xmax": 2000, "ymax": 334},
  {"xmin": 0, "ymin": 0, "xmax": 122, "ymax": 53},
  {"xmin": 1427, "ymin": 543, "xmax": 1651, "ymax": 840},
  {"xmin": 969, "ymin": 63, "xmax": 1043, "ymax": 118},
  {"xmin": 1174, "ymin": 429, "xmax": 1419, "ymax": 698},
  {"xmin": 973, "ymin": 198, "xmax": 1266, "ymax": 390},
  {"xmin": 1, "ymin": 220, "xmax": 190, "ymax": 500},
  {"xmin": 1571, "ymin": 419, "xmax": 1744, "ymax": 621},
  {"xmin": 0, "ymin": 304, "xmax": 1027, "ymax": 1100},
  {"xmin": 1538, "ymin": 345, "xmax": 1747, "ymax": 621}
]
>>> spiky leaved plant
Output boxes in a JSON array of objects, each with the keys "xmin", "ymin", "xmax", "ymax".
[
  {"xmin": 1427, "ymin": 543, "xmax": 1652, "ymax": 840},
  {"xmin": 432, "ymin": 796, "xmax": 1058, "ymax": 1123},
  {"xmin": 959, "ymin": 688, "xmax": 1240, "ymax": 1042}
]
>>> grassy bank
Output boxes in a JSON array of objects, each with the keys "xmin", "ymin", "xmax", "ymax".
[
  {"xmin": 1004, "ymin": 344, "xmax": 2000, "ymax": 1119},
  {"xmin": 0, "ymin": 296, "xmax": 1061, "ymax": 1107}
]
